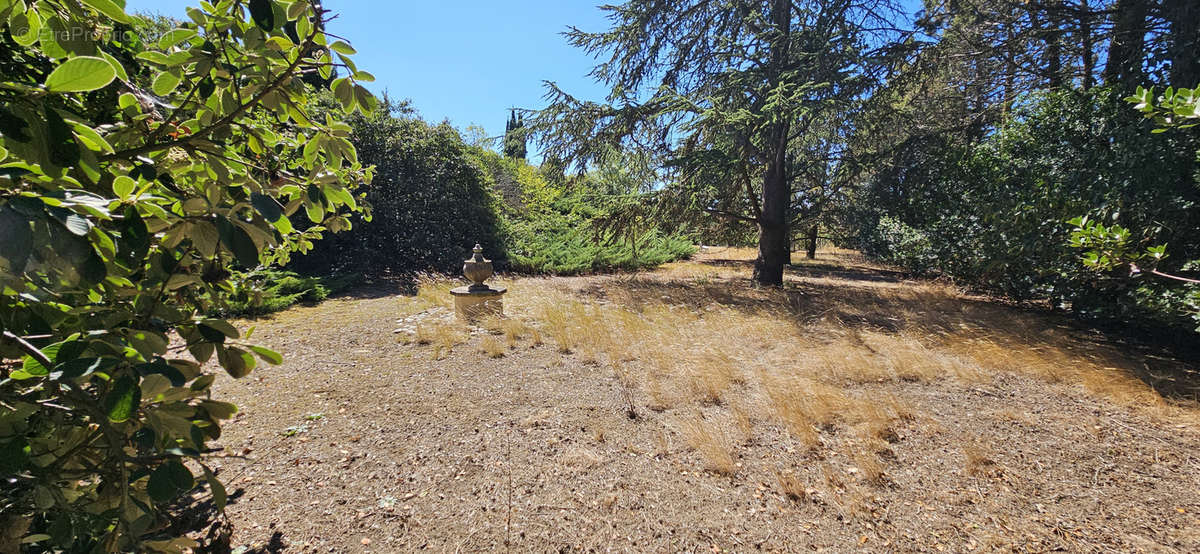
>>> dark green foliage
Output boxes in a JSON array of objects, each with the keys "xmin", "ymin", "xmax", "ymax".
[
  {"xmin": 293, "ymin": 98, "xmax": 508, "ymax": 275},
  {"xmin": 857, "ymin": 87, "xmax": 1200, "ymax": 329},
  {"xmin": 295, "ymin": 97, "xmax": 694, "ymax": 277},
  {"xmin": 508, "ymin": 225, "xmax": 694, "ymax": 275},
  {"xmin": 504, "ymin": 109, "xmax": 527, "ymax": 160},
  {"xmin": 217, "ymin": 270, "xmax": 361, "ymax": 317},
  {"xmin": 858, "ymin": 217, "xmax": 936, "ymax": 275},
  {"xmin": 503, "ymin": 181, "xmax": 696, "ymax": 274},
  {"xmin": 0, "ymin": 1, "xmax": 372, "ymax": 549}
]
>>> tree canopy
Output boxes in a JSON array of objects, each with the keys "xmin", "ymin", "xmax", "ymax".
[{"xmin": 531, "ymin": 0, "xmax": 906, "ymax": 285}]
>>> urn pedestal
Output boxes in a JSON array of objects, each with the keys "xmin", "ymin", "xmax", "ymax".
[{"xmin": 451, "ymin": 243, "xmax": 506, "ymax": 321}]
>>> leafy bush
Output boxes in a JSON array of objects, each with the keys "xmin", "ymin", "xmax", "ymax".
[
  {"xmin": 292, "ymin": 99, "xmax": 507, "ymax": 275},
  {"xmin": 0, "ymin": 1, "xmax": 372, "ymax": 550},
  {"xmin": 218, "ymin": 270, "xmax": 361, "ymax": 317},
  {"xmin": 508, "ymin": 226, "xmax": 695, "ymax": 274},
  {"xmin": 493, "ymin": 152, "xmax": 695, "ymax": 274},
  {"xmin": 859, "ymin": 216, "xmax": 937, "ymax": 275},
  {"xmin": 856, "ymin": 87, "xmax": 1200, "ymax": 328}
]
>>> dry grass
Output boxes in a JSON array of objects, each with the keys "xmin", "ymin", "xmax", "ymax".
[
  {"xmin": 399, "ymin": 275, "xmax": 454, "ymax": 315},
  {"xmin": 501, "ymin": 318, "xmax": 529, "ymax": 347},
  {"xmin": 677, "ymin": 414, "xmax": 737, "ymax": 475},
  {"xmin": 413, "ymin": 321, "xmax": 466, "ymax": 360},
  {"xmin": 964, "ymin": 441, "xmax": 998, "ymax": 476},
  {"xmin": 478, "ymin": 336, "xmax": 505, "ymax": 358},
  {"xmin": 851, "ymin": 447, "xmax": 887, "ymax": 486},
  {"xmin": 775, "ymin": 468, "xmax": 810, "ymax": 502},
  {"xmin": 396, "ymin": 247, "xmax": 1193, "ymax": 495}
]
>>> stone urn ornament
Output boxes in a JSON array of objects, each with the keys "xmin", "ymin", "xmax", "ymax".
[
  {"xmin": 462, "ymin": 244, "xmax": 494, "ymax": 291},
  {"xmin": 450, "ymin": 242, "xmax": 506, "ymax": 321}
]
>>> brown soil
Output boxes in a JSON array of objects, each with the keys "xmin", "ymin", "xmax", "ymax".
[{"xmin": 203, "ymin": 248, "xmax": 1200, "ymax": 553}]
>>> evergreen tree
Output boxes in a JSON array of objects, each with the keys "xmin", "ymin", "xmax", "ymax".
[
  {"xmin": 504, "ymin": 109, "xmax": 527, "ymax": 160},
  {"xmin": 531, "ymin": 0, "xmax": 904, "ymax": 286}
]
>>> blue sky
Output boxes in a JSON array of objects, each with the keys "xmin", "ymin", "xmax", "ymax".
[{"xmin": 125, "ymin": 1, "xmax": 614, "ymax": 144}]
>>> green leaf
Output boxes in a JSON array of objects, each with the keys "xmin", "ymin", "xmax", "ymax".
[
  {"xmin": 147, "ymin": 460, "xmax": 192, "ymax": 502},
  {"xmin": 216, "ymin": 346, "xmax": 254, "ymax": 378},
  {"xmin": 21, "ymin": 354, "xmax": 50, "ymax": 377},
  {"xmin": 113, "ymin": 175, "xmax": 136, "ymax": 199},
  {"xmin": 81, "ymin": 0, "xmax": 133, "ymax": 24},
  {"xmin": 202, "ymin": 465, "xmax": 228, "ymax": 510},
  {"xmin": 329, "ymin": 40, "xmax": 356, "ymax": 55},
  {"xmin": 200, "ymin": 319, "xmax": 240, "ymax": 339},
  {"xmin": 250, "ymin": 192, "xmax": 283, "ymax": 222},
  {"xmin": 354, "ymin": 85, "xmax": 376, "ymax": 114},
  {"xmin": 248, "ymin": 0, "xmax": 274, "ymax": 31},
  {"xmin": 302, "ymin": 134, "xmax": 321, "ymax": 163},
  {"xmin": 11, "ymin": 11, "xmax": 41, "ymax": 47},
  {"xmin": 248, "ymin": 345, "xmax": 282, "ymax": 365},
  {"xmin": 152, "ymin": 71, "xmax": 181, "ymax": 96},
  {"xmin": 100, "ymin": 51, "xmax": 129, "ymax": 81},
  {"xmin": 147, "ymin": 464, "xmax": 176, "ymax": 502},
  {"xmin": 45, "ymin": 57, "xmax": 117, "ymax": 93},
  {"xmin": 333, "ymin": 78, "xmax": 354, "ymax": 110},
  {"xmin": 200, "ymin": 400, "xmax": 239, "ymax": 420},
  {"xmin": 158, "ymin": 28, "xmax": 198, "ymax": 49},
  {"xmin": 226, "ymin": 224, "xmax": 260, "ymax": 268},
  {"xmin": 104, "ymin": 375, "xmax": 140, "ymax": 422}
]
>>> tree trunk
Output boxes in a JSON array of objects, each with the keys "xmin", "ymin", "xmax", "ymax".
[
  {"xmin": 1165, "ymin": 0, "xmax": 1200, "ymax": 86},
  {"xmin": 752, "ymin": 0, "xmax": 791, "ymax": 287},
  {"xmin": 1079, "ymin": 0, "xmax": 1095, "ymax": 88},
  {"xmin": 1103, "ymin": 0, "xmax": 1148, "ymax": 89},
  {"xmin": 806, "ymin": 224, "xmax": 818, "ymax": 259},
  {"xmin": 1034, "ymin": 1, "xmax": 1064, "ymax": 88},
  {"xmin": 754, "ymin": 141, "xmax": 789, "ymax": 286}
]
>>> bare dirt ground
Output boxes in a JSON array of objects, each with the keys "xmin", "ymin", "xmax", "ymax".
[{"xmin": 202, "ymin": 248, "xmax": 1200, "ymax": 553}]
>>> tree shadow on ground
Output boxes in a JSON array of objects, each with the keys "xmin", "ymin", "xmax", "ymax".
[
  {"xmin": 164, "ymin": 480, "xmax": 285, "ymax": 553},
  {"xmin": 584, "ymin": 261, "xmax": 1200, "ymax": 404},
  {"xmin": 329, "ymin": 274, "xmax": 421, "ymax": 300},
  {"xmin": 698, "ymin": 254, "xmax": 910, "ymax": 284}
]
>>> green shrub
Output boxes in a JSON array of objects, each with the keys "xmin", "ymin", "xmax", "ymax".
[
  {"xmin": 292, "ymin": 100, "xmax": 507, "ymax": 275},
  {"xmin": 0, "ymin": 2, "xmax": 372, "ymax": 550},
  {"xmin": 860, "ymin": 216, "xmax": 937, "ymax": 275},
  {"xmin": 508, "ymin": 226, "xmax": 695, "ymax": 274},
  {"xmin": 216, "ymin": 270, "xmax": 362, "ymax": 317},
  {"xmin": 857, "ymin": 87, "xmax": 1200, "ymax": 328}
]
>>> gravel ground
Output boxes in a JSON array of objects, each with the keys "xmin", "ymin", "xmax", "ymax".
[{"xmin": 199, "ymin": 254, "xmax": 1200, "ymax": 553}]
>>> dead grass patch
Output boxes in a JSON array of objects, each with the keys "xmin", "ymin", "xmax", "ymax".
[
  {"xmin": 479, "ymin": 336, "xmax": 505, "ymax": 358},
  {"xmin": 413, "ymin": 321, "xmax": 465, "ymax": 360},
  {"xmin": 561, "ymin": 447, "xmax": 603, "ymax": 469},
  {"xmin": 964, "ymin": 441, "xmax": 998, "ymax": 476},
  {"xmin": 677, "ymin": 414, "xmax": 737, "ymax": 475},
  {"xmin": 775, "ymin": 468, "xmax": 811, "ymax": 502},
  {"xmin": 399, "ymin": 275, "xmax": 454, "ymax": 315}
]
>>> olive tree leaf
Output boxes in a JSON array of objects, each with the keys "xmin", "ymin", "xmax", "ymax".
[{"xmin": 45, "ymin": 57, "xmax": 117, "ymax": 92}]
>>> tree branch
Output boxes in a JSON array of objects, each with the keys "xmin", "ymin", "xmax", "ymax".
[
  {"xmin": 2, "ymin": 330, "xmax": 54, "ymax": 370},
  {"xmin": 103, "ymin": 23, "xmax": 321, "ymax": 162}
]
